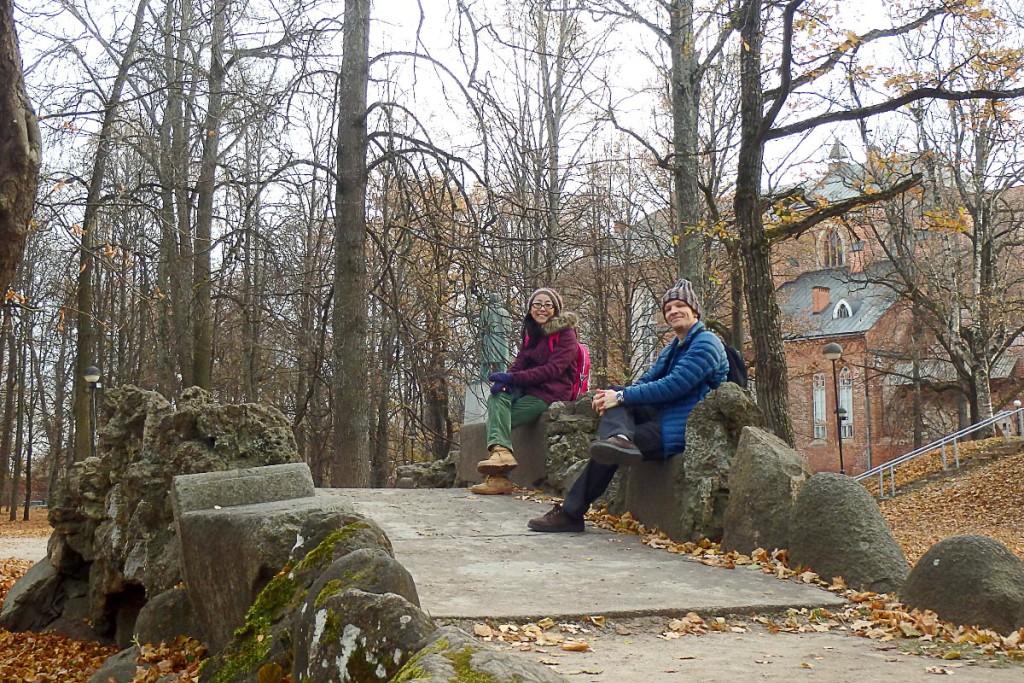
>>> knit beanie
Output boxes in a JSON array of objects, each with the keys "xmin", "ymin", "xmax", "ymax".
[
  {"xmin": 528, "ymin": 287, "xmax": 563, "ymax": 317},
  {"xmin": 662, "ymin": 278, "xmax": 702, "ymax": 318}
]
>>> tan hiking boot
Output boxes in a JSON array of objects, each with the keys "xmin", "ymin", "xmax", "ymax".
[
  {"xmin": 470, "ymin": 475, "xmax": 514, "ymax": 495},
  {"xmin": 476, "ymin": 445, "xmax": 518, "ymax": 475}
]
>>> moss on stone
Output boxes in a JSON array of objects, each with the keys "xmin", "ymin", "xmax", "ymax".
[
  {"xmin": 314, "ymin": 579, "xmax": 343, "ymax": 609},
  {"xmin": 388, "ymin": 636, "xmax": 450, "ymax": 682},
  {"xmin": 294, "ymin": 522, "xmax": 376, "ymax": 572},
  {"xmin": 444, "ymin": 646, "xmax": 504, "ymax": 683},
  {"xmin": 202, "ymin": 571, "xmax": 298, "ymax": 683}
]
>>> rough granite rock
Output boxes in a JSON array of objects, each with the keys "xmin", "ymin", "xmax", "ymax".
[
  {"xmin": 901, "ymin": 535, "xmax": 1024, "ymax": 635},
  {"xmin": 291, "ymin": 548, "xmax": 421, "ymax": 678},
  {"xmin": 789, "ymin": 473, "xmax": 909, "ymax": 593},
  {"xmin": 134, "ymin": 587, "xmax": 204, "ymax": 646},
  {"xmin": 5, "ymin": 385, "xmax": 299, "ymax": 641},
  {"xmin": 198, "ymin": 518, "xmax": 398, "ymax": 683},
  {"xmin": 391, "ymin": 625, "xmax": 569, "ymax": 682},
  {"xmin": 178, "ymin": 496, "xmax": 373, "ymax": 653},
  {"xmin": 0, "ymin": 559, "xmax": 64, "ymax": 631},
  {"xmin": 294, "ymin": 589, "xmax": 436, "ymax": 683},
  {"xmin": 722, "ymin": 426, "xmax": 811, "ymax": 554},
  {"xmin": 87, "ymin": 646, "xmax": 141, "ymax": 683}
]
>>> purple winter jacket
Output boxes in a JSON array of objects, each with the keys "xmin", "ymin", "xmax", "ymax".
[{"xmin": 507, "ymin": 312, "xmax": 580, "ymax": 405}]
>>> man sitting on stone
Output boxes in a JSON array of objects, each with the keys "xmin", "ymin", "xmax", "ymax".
[{"xmin": 528, "ymin": 278, "xmax": 728, "ymax": 532}]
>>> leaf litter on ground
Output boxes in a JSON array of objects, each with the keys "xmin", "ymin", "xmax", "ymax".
[{"xmin": 509, "ymin": 439, "xmax": 1024, "ymax": 664}]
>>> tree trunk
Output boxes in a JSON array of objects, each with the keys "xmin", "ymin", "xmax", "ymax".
[
  {"xmin": 72, "ymin": 0, "xmax": 149, "ymax": 461},
  {"xmin": 331, "ymin": 0, "xmax": 371, "ymax": 487},
  {"xmin": 0, "ymin": 307, "xmax": 15, "ymax": 504},
  {"xmin": 8, "ymin": 327, "xmax": 25, "ymax": 519},
  {"xmin": 191, "ymin": 0, "xmax": 228, "ymax": 390},
  {"xmin": 735, "ymin": 0, "xmax": 794, "ymax": 445},
  {"xmin": 0, "ymin": 0, "xmax": 40, "ymax": 289},
  {"xmin": 669, "ymin": 0, "xmax": 704, "ymax": 289}
]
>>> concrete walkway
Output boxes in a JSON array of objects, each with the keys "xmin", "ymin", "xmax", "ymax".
[
  {"xmin": 329, "ymin": 488, "xmax": 844, "ymax": 620},
  {"xmin": 324, "ymin": 488, "xmax": 1022, "ymax": 683}
]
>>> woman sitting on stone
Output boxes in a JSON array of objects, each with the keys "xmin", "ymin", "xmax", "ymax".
[{"xmin": 472, "ymin": 287, "xmax": 580, "ymax": 495}]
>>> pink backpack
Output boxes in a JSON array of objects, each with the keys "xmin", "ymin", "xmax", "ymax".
[{"xmin": 525, "ymin": 332, "xmax": 591, "ymax": 400}]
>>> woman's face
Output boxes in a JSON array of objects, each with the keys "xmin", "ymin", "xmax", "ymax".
[{"xmin": 529, "ymin": 294, "xmax": 556, "ymax": 325}]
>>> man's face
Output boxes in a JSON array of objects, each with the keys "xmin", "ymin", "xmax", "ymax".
[{"xmin": 664, "ymin": 299, "xmax": 698, "ymax": 336}]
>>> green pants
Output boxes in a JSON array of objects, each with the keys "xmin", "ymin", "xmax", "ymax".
[{"xmin": 485, "ymin": 391, "xmax": 549, "ymax": 450}]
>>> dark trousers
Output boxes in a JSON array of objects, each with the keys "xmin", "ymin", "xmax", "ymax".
[{"xmin": 562, "ymin": 402, "xmax": 664, "ymax": 520}]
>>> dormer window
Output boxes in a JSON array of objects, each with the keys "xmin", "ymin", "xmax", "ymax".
[
  {"xmin": 824, "ymin": 228, "xmax": 845, "ymax": 267},
  {"xmin": 832, "ymin": 299, "xmax": 853, "ymax": 319}
]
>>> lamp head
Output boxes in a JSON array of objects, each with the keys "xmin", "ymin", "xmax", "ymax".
[
  {"xmin": 1015, "ymin": 400, "xmax": 1022, "ymax": 408},
  {"xmin": 822, "ymin": 342, "xmax": 843, "ymax": 362},
  {"xmin": 83, "ymin": 366, "xmax": 101, "ymax": 384}
]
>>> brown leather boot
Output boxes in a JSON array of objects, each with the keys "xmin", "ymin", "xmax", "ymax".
[
  {"xmin": 470, "ymin": 475, "xmax": 514, "ymax": 495},
  {"xmin": 476, "ymin": 445, "xmax": 518, "ymax": 475}
]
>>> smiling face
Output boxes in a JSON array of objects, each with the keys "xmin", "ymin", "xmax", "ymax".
[
  {"xmin": 529, "ymin": 293, "xmax": 556, "ymax": 325},
  {"xmin": 664, "ymin": 299, "xmax": 699, "ymax": 339}
]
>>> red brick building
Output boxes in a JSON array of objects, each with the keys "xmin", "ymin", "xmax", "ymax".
[{"xmin": 769, "ymin": 148, "xmax": 1024, "ymax": 474}]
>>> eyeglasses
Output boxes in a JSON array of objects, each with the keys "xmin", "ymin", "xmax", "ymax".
[{"xmin": 530, "ymin": 302, "xmax": 555, "ymax": 311}]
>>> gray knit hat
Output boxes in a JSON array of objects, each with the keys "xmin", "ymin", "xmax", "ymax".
[
  {"xmin": 528, "ymin": 287, "xmax": 563, "ymax": 316},
  {"xmin": 662, "ymin": 278, "xmax": 701, "ymax": 318}
]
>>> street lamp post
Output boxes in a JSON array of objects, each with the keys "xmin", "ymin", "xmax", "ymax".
[
  {"xmin": 83, "ymin": 366, "xmax": 101, "ymax": 460},
  {"xmin": 822, "ymin": 342, "xmax": 845, "ymax": 475},
  {"xmin": 1015, "ymin": 399, "xmax": 1023, "ymax": 437}
]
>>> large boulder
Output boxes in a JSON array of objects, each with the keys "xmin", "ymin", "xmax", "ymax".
[
  {"xmin": 177, "ymin": 494, "xmax": 377, "ymax": 652},
  {"xmin": 294, "ymin": 589, "xmax": 436, "ymax": 682},
  {"xmin": 0, "ymin": 559, "xmax": 64, "ymax": 631},
  {"xmin": 393, "ymin": 626, "xmax": 569, "ymax": 682},
  {"xmin": 198, "ymin": 519, "xmax": 404, "ymax": 683},
  {"xmin": 789, "ymin": 473, "xmax": 909, "ymax": 593},
  {"xmin": 6, "ymin": 385, "xmax": 300, "ymax": 641},
  {"xmin": 292, "ymin": 547, "xmax": 424, "ymax": 680},
  {"xmin": 133, "ymin": 587, "xmax": 204, "ymax": 646},
  {"xmin": 610, "ymin": 383, "xmax": 763, "ymax": 541},
  {"xmin": 722, "ymin": 426, "xmax": 811, "ymax": 554},
  {"xmin": 900, "ymin": 535, "xmax": 1024, "ymax": 635}
]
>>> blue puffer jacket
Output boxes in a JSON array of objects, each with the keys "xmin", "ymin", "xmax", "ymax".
[{"xmin": 621, "ymin": 321, "xmax": 728, "ymax": 456}]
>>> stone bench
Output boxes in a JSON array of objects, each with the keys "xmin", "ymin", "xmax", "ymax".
[
  {"xmin": 458, "ymin": 416, "xmax": 551, "ymax": 488},
  {"xmin": 608, "ymin": 384, "xmax": 763, "ymax": 542}
]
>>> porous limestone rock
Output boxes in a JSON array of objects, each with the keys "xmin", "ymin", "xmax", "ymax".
[{"xmin": 5, "ymin": 384, "xmax": 299, "ymax": 642}]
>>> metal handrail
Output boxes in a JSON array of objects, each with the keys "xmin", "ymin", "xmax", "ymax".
[{"xmin": 854, "ymin": 406, "xmax": 1023, "ymax": 497}]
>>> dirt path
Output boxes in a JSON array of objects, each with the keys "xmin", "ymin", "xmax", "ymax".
[{"xmin": 0, "ymin": 535, "xmax": 48, "ymax": 563}]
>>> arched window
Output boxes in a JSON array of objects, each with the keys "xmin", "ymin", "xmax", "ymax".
[
  {"xmin": 812, "ymin": 373, "xmax": 826, "ymax": 439},
  {"xmin": 839, "ymin": 367, "xmax": 854, "ymax": 438},
  {"xmin": 832, "ymin": 299, "xmax": 853, "ymax": 319},
  {"xmin": 824, "ymin": 228, "xmax": 845, "ymax": 267}
]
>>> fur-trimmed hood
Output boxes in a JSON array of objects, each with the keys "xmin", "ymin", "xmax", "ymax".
[{"xmin": 538, "ymin": 311, "xmax": 578, "ymax": 337}]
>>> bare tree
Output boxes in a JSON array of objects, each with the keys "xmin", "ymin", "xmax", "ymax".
[
  {"xmin": 331, "ymin": 0, "xmax": 372, "ymax": 487},
  {"xmin": 734, "ymin": 0, "xmax": 1024, "ymax": 445},
  {"xmin": 0, "ymin": 0, "xmax": 40, "ymax": 289}
]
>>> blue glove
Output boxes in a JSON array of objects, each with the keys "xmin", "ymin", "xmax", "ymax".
[
  {"xmin": 488, "ymin": 372, "xmax": 514, "ymax": 385},
  {"xmin": 490, "ymin": 382, "xmax": 509, "ymax": 395}
]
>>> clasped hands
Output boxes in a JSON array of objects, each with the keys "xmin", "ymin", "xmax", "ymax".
[
  {"xmin": 591, "ymin": 388, "xmax": 621, "ymax": 416},
  {"xmin": 488, "ymin": 372, "xmax": 514, "ymax": 394}
]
